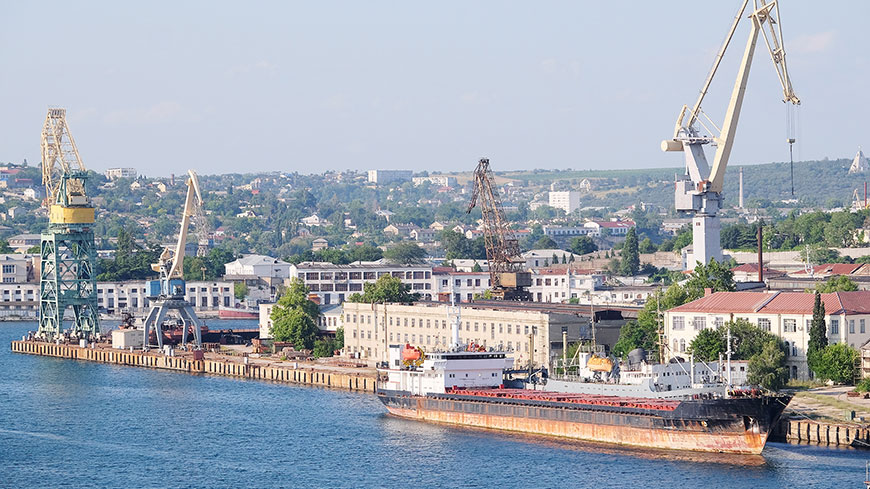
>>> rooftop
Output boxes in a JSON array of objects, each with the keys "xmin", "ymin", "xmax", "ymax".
[{"xmin": 669, "ymin": 291, "xmax": 870, "ymax": 316}]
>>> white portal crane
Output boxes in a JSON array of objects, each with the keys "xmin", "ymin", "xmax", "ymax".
[
  {"xmin": 142, "ymin": 170, "xmax": 206, "ymax": 349},
  {"xmin": 662, "ymin": 0, "xmax": 799, "ymax": 268}
]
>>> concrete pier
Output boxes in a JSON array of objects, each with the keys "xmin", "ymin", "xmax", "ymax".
[
  {"xmin": 10, "ymin": 340, "xmax": 376, "ymax": 393},
  {"xmin": 774, "ymin": 418, "xmax": 870, "ymax": 449}
]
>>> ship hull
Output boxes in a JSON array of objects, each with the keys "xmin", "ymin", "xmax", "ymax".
[
  {"xmin": 218, "ymin": 306, "xmax": 259, "ymax": 319},
  {"xmin": 378, "ymin": 390, "xmax": 790, "ymax": 455}
]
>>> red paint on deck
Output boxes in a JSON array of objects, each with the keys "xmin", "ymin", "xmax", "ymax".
[{"xmin": 447, "ymin": 388, "xmax": 681, "ymax": 411}]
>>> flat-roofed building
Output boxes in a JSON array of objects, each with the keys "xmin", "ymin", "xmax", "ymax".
[
  {"xmin": 105, "ymin": 167, "xmax": 137, "ymax": 180},
  {"xmin": 289, "ymin": 261, "xmax": 433, "ymax": 305},
  {"xmin": 548, "ymin": 191, "xmax": 581, "ymax": 214},
  {"xmin": 367, "ymin": 169, "xmax": 413, "ymax": 184},
  {"xmin": 342, "ymin": 301, "xmax": 589, "ymax": 367}
]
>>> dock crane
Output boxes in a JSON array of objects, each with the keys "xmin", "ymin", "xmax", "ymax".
[
  {"xmin": 467, "ymin": 158, "xmax": 531, "ymax": 301},
  {"xmin": 142, "ymin": 170, "xmax": 206, "ymax": 349},
  {"xmin": 37, "ymin": 108, "xmax": 100, "ymax": 340},
  {"xmin": 662, "ymin": 0, "xmax": 799, "ymax": 268}
]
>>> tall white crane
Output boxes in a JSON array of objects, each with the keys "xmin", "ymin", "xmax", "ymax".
[
  {"xmin": 662, "ymin": 0, "xmax": 799, "ymax": 267},
  {"xmin": 142, "ymin": 170, "xmax": 206, "ymax": 349}
]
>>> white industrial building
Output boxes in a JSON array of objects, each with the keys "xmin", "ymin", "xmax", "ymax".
[
  {"xmin": 224, "ymin": 255, "xmax": 294, "ymax": 280},
  {"xmin": 289, "ymin": 261, "xmax": 433, "ymax": 305}
]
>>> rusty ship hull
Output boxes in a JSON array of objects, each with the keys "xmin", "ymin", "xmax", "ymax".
[{"xmin": 378, "ymin": 389, "xmax": 790, "ymax": 455}]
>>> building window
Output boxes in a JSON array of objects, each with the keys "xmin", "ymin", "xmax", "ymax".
[
  {"xmin": 830, "ymin": 319, "xmax": 839, "ymax": 335},
  {"xmin": 679, "ymin": 339, "xmax": 686, "ymax": 353},
  {"xmin": 758, "ymin": 318, "xmax": 771, "ymax": 332},
  {"xmin": 862, "ymin": 319, "xmax": 866, "ymax": 334},
  {"xmin": 693, "ymin": 317, "xmax": 706, "ymax": 330},
  {"xmin": 713, "ymin": 317, "xmax": 724, "ymax": 329},
  {"xmin": 1, "ymin": 265, "xmax": 14, "ymax": 274},
  {"xmin": 850, "ymin": 320, "xmax": 855, "ymax": 334},
  {"xmin": 784, "ymin": 341, "xmax": 791, "ymax": 357},
  {"xmin": 783, "ymin": 319, "xmax": 796, "ymax": 333},
  {"xmin": 672, "ymin": 316, "xmax": 685, "ymax": 331}
]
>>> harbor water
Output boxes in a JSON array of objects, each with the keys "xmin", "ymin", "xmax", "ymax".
[{"xmin": 1, "ymin": 321, "xmax": 866, "ymax": 488}]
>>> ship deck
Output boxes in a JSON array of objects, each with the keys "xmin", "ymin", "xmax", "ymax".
[{"xmin": 441, "ymin": 388, "xmax": 682, "ymax": 412}]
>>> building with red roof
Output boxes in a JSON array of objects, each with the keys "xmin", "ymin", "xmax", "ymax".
[{"xmin": 665, "ymin": 290, "xmax": 870, "ymax": 380}]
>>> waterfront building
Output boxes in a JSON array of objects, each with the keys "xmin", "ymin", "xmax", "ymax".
[
  {"xmin": 664, "ymin": 291, "xmax": 870, "ymax": 380},
  {"xmin": 96, "ymin": 280, "xmax": 233, "ymax": 314},
  {"xmin": 341, "ymin": 301, "xmax": 587, "ymax": 367},
  {"xmin": 0, "ymin": 282, "xmax": 39, "ymax": 318},
  {"xmin": 528, "ymin": 268, "xmax": 603, "ymax": 303},
  {"xmin": 0, "ymin": 254, "xmax": 33, "ymax": 283}
]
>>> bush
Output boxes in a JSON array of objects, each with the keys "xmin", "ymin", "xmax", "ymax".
[{"xmin": 854, "ymin": 378, "xmax": 870, "ymax": 393}]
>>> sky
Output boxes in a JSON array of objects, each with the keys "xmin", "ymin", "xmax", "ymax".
[{"xmin": 1, "ymin": 1, "xmax": 866, "ymax": 177}]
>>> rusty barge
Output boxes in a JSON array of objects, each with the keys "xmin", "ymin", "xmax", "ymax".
[{"xmin": 376, "ymin": 345, "xmax": 790, "ymax": 455}]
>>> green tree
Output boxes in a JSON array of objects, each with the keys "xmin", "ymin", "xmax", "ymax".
[
  {"xmin": 534, "ymin": 236, "xmax": 558, "ymax": 249},
  {"xmin": 313, "ymin": 338, "xmax": 337, "ymax": 358},
  {"xmin": 269, "ymin": 278, "xmax": 320, "ymax": 349},
  {"xmin": 234, "ymin": 281, "xmax": 248, "ymax": 300},
  {"xmin": 471, "ymin": 261, "xmax": 483, "ymax": 272},
  {"xmin": 747, "ymin": 339, "xmax": 788, "ymax": 391},
  {"xmin": 688, "ymin": 328, "xmax": 726, "ymax": 362},
  {"xmin": 638, "ymin": 237, "xmax": 657, "ymax": 254},
  {"xmin": 347, "ymin": 274, "xmax": 420, "ymax": 303},
  {"xmin": 807, "ymin": 292, "xmax": 828, "ymax": 374},
  {"xmin": 813, "ymin": 344, "xmax": 858, "ymax": 383},
  {"xmin": 335, "ymin": 326, "xmax": 344, "ymax": 350},
  {"xmin": 568, "ymin": 236, "xmax": 598, "ymax": 255},
  {"xmin": 815, "ymin": 275, "xmax": 858, "ymax": 293},
  {"xmin": 619, "ymin": 228, "xmax": 640, "ymax": 276},
  {"xmin": 684, "ymin": 259, "xmax": 736, "ymax": 301},
  {"xmin": 0, "ymin": 239, "xmax": 12, "ymax": 253},
  {"xmin": 384, "ymin": 242, "xmax": 426, "ymax": 264},
  {"xmin": 613, "ymin": 284, "xmax": 688, "ymax": 360},
  {"xmin": 726, "ymin": 318, "xmax": 778, "ymax": 360}
]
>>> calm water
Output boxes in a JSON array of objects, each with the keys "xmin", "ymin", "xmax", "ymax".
[{"xmin": 1, "ymin": 320, "xmax": 866, "ymax": 488}]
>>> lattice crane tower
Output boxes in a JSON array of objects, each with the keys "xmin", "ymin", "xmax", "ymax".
[
  {"xmin": 467, "ymin": 158, "xmax": 531, "ymax": 301},
  {"xmin": 38, "ymin": 108, "xmax": 100, "ymax": 340}
]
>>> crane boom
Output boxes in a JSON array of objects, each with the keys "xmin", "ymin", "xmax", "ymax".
[
  {"xmin": 151, "ymin": 170, "xmax": 204, "ymax": 283},
  {"xmin": 467, "ymin": 158, "xmax": 530, "ymax": 300},
  {"xmin": 662, "ymin": 0, "xmax": 799, "ymax": 267}
]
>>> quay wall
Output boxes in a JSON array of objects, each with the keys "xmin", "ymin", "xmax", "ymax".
[
  {"xmin": 774, "ymin": 418, "xmax": 870, "ymax": 449},
  {"xmin": 10, "ymin": 340, "xmax": 376, "ymax": 393}
]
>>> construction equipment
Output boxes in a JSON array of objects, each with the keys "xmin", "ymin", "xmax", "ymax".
[
  {"xmin": 142, "ymin": 170, "xmax": 206, "ymax": 349},
  {"xmin": 38, "ymin": 108, "xmax": 100, "ymax": 340},
  {"xmin": 467, "ymin": 158, "xmax": 531, "ymax": 301},
  {"xmin": 662, "ymin": 0, "xmax": 799, "ymax": 268}
]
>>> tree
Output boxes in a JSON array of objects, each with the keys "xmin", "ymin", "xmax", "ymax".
[
  {"xmin": 683, "ymin": 260, "xmax": 736, "ymax": 301},
  {"xmin": 471, "ymin": 261, "xmax": 483, "ymax": 272},
  {"xmin": 335, "ymin": 326, "xmax": 344, "ymax": 350},
  {"xmin": 815, "ymin": 275, "xmax": 858, "ymax": 293},
  {"xmin": 726, "ymin": 318, "xmax": 778, "ymax": 360},
  {"xmin": 271, "ymin": 308, "xmax": 318, "ymax": 349},
  {"xmin": 747, "ymin": 339, "xmax": 788, "ymax": 391},
  {"xmin": 534, "ymin": 236, "xmax": 558, "ymax": 249},
  {"xmin": 688, "ymin": 328, "xmax": 726, "ymax": 362},
  {"xmin": 568, "ymin": 236, "xmax": 598, "ymax": 255},
  {"xmin": 269, "ymin": 278, "xmax": 320, "ymax": 349},
  {"xmin": 234, "ymin": 281, "xmax": 248, "ymax": 300},
  {"xmin": 619, "ymin": 228, "xmax": 640, "ymax": 276},
  {"xmin": 384, "ymin": 242, "xmax": 426, "ymax": 264},
  {"xmin": 613, "ymin": 284, "xmax": 688, "ymax": 360},
  {"xmin": 347, "ymin": 274, "xmax": 420, "ymax": 303},
  {"xmin": 813, "ymin": 343, "xmax": 858, "ymax": 383},
  {"xmin": 807, "ymin": 292, "xmax": 828, "ymax": 374},
  {"xmin": 0, "ymin": 239, "xmax": 11, "ymax": 253},
  {"xmin": 638, "ymin": 237, "xmax": 657, "ymax": 254}
]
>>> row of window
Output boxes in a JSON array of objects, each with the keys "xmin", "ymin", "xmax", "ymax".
[
  {"xmin": 672, "ymin": 316, "xmax": 864, "ymax": 335},
  {"xmin": 302, "ymin": 270, "xmax": 431, "ymax": 281}
]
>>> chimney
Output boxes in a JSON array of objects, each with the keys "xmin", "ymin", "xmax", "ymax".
[
  {"xmin": 738, "ymin": 167, "xmax": 744, "ymax": 208},
  {"xmin": 704, "ymin": 288, "xmax": 713, "ymax": 297}
]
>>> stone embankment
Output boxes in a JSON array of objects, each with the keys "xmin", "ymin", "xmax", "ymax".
[{"xmin": 11, "ymin": 340, "xmax": 376, "ymax": 393}]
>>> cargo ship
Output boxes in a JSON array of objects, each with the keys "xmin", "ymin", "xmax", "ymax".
[{"xmin": 376, "ymin": 343, "xmax": 790, "ymax": 454}]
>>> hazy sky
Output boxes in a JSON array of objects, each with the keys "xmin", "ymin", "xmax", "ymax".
[{"xmin": 1, "ymin": 1, "xmax": 866, "ymax": 177}]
